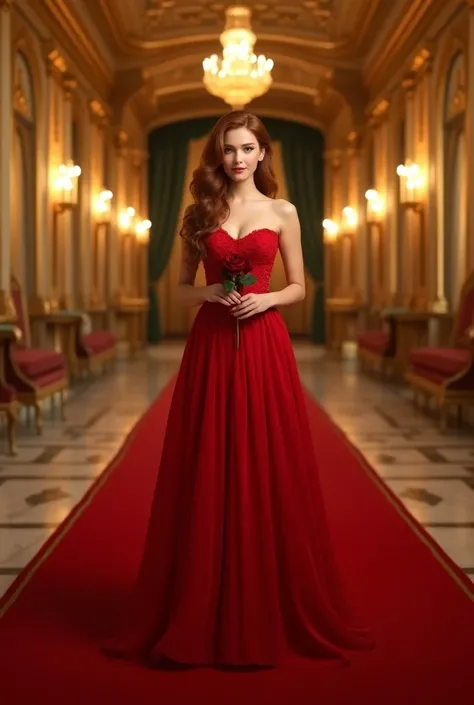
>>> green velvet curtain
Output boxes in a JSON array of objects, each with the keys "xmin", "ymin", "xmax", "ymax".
[
  {"xmin": 147, "ymin": 118, "xmax": 215, "ymax": 342},
  {"xmin": 147, "ymin": 116, "xmax": 325, "ymax": 343}
]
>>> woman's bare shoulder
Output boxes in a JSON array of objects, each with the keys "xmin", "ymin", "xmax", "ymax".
[{"xmin": 271, "ymin": 199, "xmax": 298, "ymax": 219}]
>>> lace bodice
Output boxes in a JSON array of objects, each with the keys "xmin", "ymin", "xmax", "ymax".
[{"xmin": 203, "ymin": 228, "xmax": 279, "ymax": 295}]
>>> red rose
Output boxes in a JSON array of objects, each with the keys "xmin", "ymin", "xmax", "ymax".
[{"xmin": 222, "ymin": 254, "xmax": 251, "ymax": 275}]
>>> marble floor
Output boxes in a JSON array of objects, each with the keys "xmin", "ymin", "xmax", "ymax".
[{"xmin": 0, "ymin": 341, "xmax": 473, "ymax": 600}]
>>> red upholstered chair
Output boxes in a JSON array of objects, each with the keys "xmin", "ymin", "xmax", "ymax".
[
  {"xmin": 405, "ymin": 271, "xmax": 474, "ymax": 431},
  {"xmin": 357, "ymin": 310, "xmax": 400, "ymax": 377},
  {"xmin": 74, "ymin": 315, "xmax": 117, "ymax": 376},
  {"xmin": 6, "ymin": 277, "xmax": 68, "ymax": 433}
]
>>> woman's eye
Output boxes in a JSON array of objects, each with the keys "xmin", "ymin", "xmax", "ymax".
[
  {"xmin": 224, "ymin": 148, "xmax": 232, "ymax": 154},
  {"xmin": 244, "ymin": 147, "xmax": 254, "ymax": 153}
]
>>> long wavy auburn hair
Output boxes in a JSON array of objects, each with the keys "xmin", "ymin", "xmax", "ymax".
[{"xmin": 180, "ymin": 111, "xmax": 278, "ymax": 259}]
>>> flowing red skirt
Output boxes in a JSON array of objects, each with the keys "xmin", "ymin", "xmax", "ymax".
[{"xmin": 103, "ymin": 302, "xmax": 373, "ymax": 667}]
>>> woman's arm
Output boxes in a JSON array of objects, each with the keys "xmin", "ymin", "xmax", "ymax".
[
  {"xmin": 177, "ymin": 241, "xmax": 209, "ymax": 307},
  {"xmin": 269, "ymin": 201, "xmax": 305, "ymax": 307}
]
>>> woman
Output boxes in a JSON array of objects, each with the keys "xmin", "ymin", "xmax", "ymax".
[{"xmin": 103, "ymin": 111, "xmax": 373, "ymax": 668}]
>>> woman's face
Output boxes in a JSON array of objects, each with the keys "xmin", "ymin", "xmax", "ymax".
[{"xmin": 221, "ymin": 127, "xmax": 264, "ymax": 182}]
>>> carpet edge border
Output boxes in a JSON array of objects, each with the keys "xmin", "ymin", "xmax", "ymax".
[
  {"xmin": 0, "ymin": 375, "xmax": 177, "ymax": 620},
  {"xmin": 302, "ymin": 385, "xmax": 474, "ymax": 602}
]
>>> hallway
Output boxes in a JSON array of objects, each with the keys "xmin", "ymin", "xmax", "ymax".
[{"xmin": 1, "ymin": 342, "xmax": 473, "ymax": 599}]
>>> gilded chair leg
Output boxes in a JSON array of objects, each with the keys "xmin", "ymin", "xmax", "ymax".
[
  {"xmin": 59, "ymin": 389, "xmax": 66, "ymax": 421},
  {"xmin": 6, "ymin": 408, "xmax": 18, "ymax": 456},
  {"xmin": 34, "ymin": 402, "xmax": 43, "ymax": 435},
  {"xmin": 439, "ymin": 402, "xmax": 447, "ymax": 434}
]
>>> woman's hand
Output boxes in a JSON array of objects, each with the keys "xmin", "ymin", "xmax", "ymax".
[
  {"xmin": 205, "ymin": 283, "xmax": 242, "ymax": 306},
  {"xmin": 232, "ymin": 293, "xmax": 273, "ymax": 319}
]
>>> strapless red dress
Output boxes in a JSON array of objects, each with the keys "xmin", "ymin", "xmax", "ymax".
[{"xmin": 102, "ymin": 227, "xmax": 373, "ymax": 667}]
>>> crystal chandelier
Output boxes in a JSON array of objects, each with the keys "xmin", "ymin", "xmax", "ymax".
[{"xmin": 202, "ymin": 5, "xmax": 274, "ymax": 110}]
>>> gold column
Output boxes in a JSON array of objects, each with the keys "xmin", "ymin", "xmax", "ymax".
[
  {"xmin": 410, "ymin": 50, "xmax": 432, "ymax": 309},
  {"xmin": 403, "ymin": 74, "xmax": 416, "ymax": 161},
  {"xmin": 34, "ymin": 52, "xmax": 50, "ymax": 306},
  {"xmin": 44, "ymin": 47, "xmax": 67, "ymax": 309},
  {"xmin": 386, "ymin": 105, "xmax": 400, "ymax": 300},
  {"xmin": 0, "ymin": 0, "xmax": 14, "ymax": 318},
  {"xmin": 377, "ymin": 104, "xmax": 390, "ymax": 304},
  {"xmin": 420, "ymin": 52, "xmax": 444, "ymax": 310},
  {"xmin": 129, "ymin": 151, "xmax": 140, "ymax": 296},
  {"xmin": 89, "ymin": 102, "xmax": 109, "ymax": 307},
  {"xmin": 401, "ymin": 74, "xmax": 416, "ymax": 305},
  {"xmin": 129, "ymin": 149, "xmax": 149, "ymax": 296},
  {"xmin": 466, "ymin": 0, "xmax": 474, "ymax": 272},
  {"xmin": 44, "ymin": 49, "xmax": 61, "ymax": 309},
  {"xmin": 112, "ymin": 130, "xmax": 128, "ymax": 302},
  {"xmin": 345, "ymin": 131, "xmax": 362, "ymax": 299},
  {"xmin": 60, "ymin": 73, "xmax": 76, "ymax": 309},
  {"xmin": 323, "ymin": 149, "xmax": 342, "ymax": 298}
]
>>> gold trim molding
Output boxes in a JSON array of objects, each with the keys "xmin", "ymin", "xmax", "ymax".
[
  {"xmin": 114, "ymin": 129, "xmax": 128, "ymax": 156},
  {"xmin": 45, "ymin": 45, "xmax": 67, "ymax": 75},
  {"xmin": 88, "ymin": 98, "xmax": 110, "ymax": 127},
  {"xmin": 146, "ymin": 106, "xmax": 326, "ymax": 135},
  {"xmin": 402, "ymin": 73, "xmax": 417, "ymax": 95},
  {"xmin": 347, "ymin": 130, "xmax": 362, "ymax": 155},
  {"xmin": 365, "ymin": 0, "xmax": 439, "ymax": 91},
  {"xmin": 367, "ymin": 98, "xmax": 390, "ymax": 126},
  {"xmin": 411, "ymin": 47, "xmax": 433, "ymax": 74},
  {"xmin": 43, "ymin": 0, "xmax": 113, "ymax": 87},
  {"xmin": 93, "ymin": 0, "xmax": 389, "ymax": 62},
  {"xmin": 62, "ymin": 72, "xmax": 77, "ymax": 99},
  {"xmin": 97, "ymin": 0, "xmax": 349, "ymax": 55}
]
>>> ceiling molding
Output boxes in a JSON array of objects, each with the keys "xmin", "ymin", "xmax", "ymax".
[
  {"xmin": 40, "ymin": 0, "xmax": 114, "ymax": 91},
  {"xmin": 146, "ymin": 107, "xmax": 326, "ymax": 135},
  {"xmin": 141, "ymin": 51, "xmax": 332, "ymax": 82},
  {"xmin": 92, "ymin": 0, "xmax": 361, "ymax": 58},
  {"xmin": 151, "ymin": 80, "xmax": 320, "ymax": 101},
  {"xmin": 363, "ymin": 0, "xmax": 447, "ymax": 94}
]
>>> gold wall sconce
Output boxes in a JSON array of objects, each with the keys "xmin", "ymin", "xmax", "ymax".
[
  {"xmin": 365, "ymin": 189, "xmax": 384, "ymax": 227},
  {"xmin": 118, "ymin": 207, "xmax": 137, "ymax": 294},
  {"xmin": 135, "ymin": 218, "xmax": 152, "ymax": 244},
  {"xmin": 340, "ymin": 206, "xmax": 358, "ymax": 236},
  {"xmin": 322, "ymin": 218, "xmax": 340, "ymax": 244},
  {"xmin": 51, "ymin": 162, "xmax": 81, "ymax": 304},
  {"xmin": 91, "ymin": 189, "xmax": 114, "ymax": 306},
  {"xmin": 339, "ymin": 207, "xmax": 358, "ymax": 296},
  {"xmin": 396, "ymin": 161, "xmax": 424, "ymax": 211},
  {"xmin": 365, "ymin": 189, "xmax": 385, "ymax": 301},
  {"xmin": 93, "ymin": 189, "xmax": 113, "ymax": 226},
  {"xmin": 396, "ymin": 161, "xmax": 426, "ymax": 300},
  {"xmin": 118, "ymin": 206, "xmax": 136, "ymax": 235},
  {"xmin": 134, "ymin": 219, "xmax": 152, "ymax": 297},
  {"xmin": 53, "ymin": 162, "xmax": 81, "ymax": 212}
]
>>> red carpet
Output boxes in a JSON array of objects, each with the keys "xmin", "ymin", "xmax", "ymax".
[{"xmin": 0, "ymin": 377, "xmax": 473, "ymax": 704}]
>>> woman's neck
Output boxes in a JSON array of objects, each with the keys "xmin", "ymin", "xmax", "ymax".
[{"xmin": 228, "ymin": 177, "xmax": 261, "ymax": 202}]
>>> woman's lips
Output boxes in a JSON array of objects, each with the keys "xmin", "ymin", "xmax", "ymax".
[{"xmin": 232, "ymin": 167, "xmax": 245, "ymax": 172}]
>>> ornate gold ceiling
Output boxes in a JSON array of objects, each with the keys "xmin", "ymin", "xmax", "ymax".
[
  {"xmin": 32, "ymin": 0, "xmax": 443, "ymax": 133},
  {"xmin": 96, "ymin": 0, "xmax": 367, "ymax": 52}
]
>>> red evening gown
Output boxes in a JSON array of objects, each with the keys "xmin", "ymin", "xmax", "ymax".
[{"xmin": 103, "ymin": 227, "xmax": 373, "ymax": 667}]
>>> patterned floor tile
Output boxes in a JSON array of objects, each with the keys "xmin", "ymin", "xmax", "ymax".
[{"xmin": 0, "ymin": 345, "xmax": 472, "ymax": 601}]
